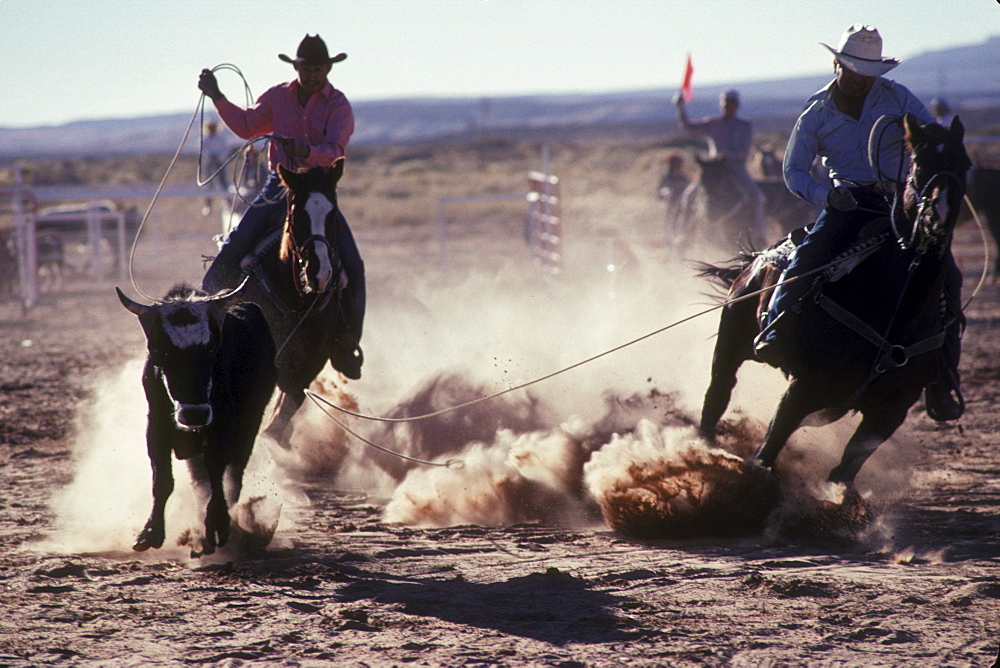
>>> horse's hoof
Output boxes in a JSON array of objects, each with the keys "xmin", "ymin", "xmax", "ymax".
[{"xmin": 133, "ymin": 527, "xmax": 164, "ymax": 552}]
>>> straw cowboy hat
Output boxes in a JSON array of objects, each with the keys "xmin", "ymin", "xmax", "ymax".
[
  {"xmin": 821, "ymin": 25, "xmax": 899, "ymax": 77},
  {"xmin": 279, "ymin": 34, "xmax": 347, "ymax": 66}
]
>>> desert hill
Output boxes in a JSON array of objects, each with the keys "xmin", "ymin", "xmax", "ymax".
[{"xmin": 1, "ymin": 36, "xmax": 997, "ymax": 160}]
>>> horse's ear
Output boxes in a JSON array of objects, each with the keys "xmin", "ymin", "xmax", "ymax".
[
  {"xmin": 277, "ymin": 163, "xmax": 300, "ymax": 190},
  {"xmin": 949, "ymin": 115, "xmax": 965, "ymax": 142},
  {"xmin": 329, "ymin": 158, "xmax": 345, "ymax": 185},
  {"xmin": 903, "ymin": 112, "xmax": 923, "ymax": 145}
]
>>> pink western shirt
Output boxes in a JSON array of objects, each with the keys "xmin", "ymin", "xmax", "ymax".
[{"xmin": 214, "ymin": 80, "xmax": 355, "ymax": 171}]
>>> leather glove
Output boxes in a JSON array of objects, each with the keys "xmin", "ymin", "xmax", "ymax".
[
  {"xmin": 827, "ymin": 186, "xmax": 857, "ymax": 212},
  {"xmin": 198, "ymin": 69, "xmax": 222, "ymax": 101}
]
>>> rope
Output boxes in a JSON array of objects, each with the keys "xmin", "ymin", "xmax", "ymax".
[
  {"xmin": 303, "ymin": 389, "xmax": 463, "ymax": 469},
  {"xmin": 321, "ymin": 258, "xmax": 838, "ymax": 425},
  {"xmin": 962, "ymin": 193, "xmax": 991, "ymax": 307},
  {"xmin": 127, "ymin": 102, "xmax": 201, "ymax": 302},
  {"xmin": 127, "ymin": 63, "xmax": 277, "ymax": 302},
  {"xmin": 318, "ymin": 197, "xmax": 991, "ymax": 429}
]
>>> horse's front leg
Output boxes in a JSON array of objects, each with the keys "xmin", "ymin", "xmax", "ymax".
[
  {"xmin": 700, "ymin": 298, "xmax": 757, "ymax": 437},
  {"xmin": 827, "ymin": 407, "xmax": 908, "ymax": 486},
  {"xmin": 262, "ymin": 387, "xmax": 305, "ymax": 445},
  {"xmin": 754, "ymin": 379, "xmax": 825, "ymax": 470}
]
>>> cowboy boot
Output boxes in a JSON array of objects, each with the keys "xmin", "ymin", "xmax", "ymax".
[
  {"xmin": 331, "ymin": 333, "xmax": 363, "ymax": 380},
  {"xmin": 925, "ymin": 360, "xmax": 963, "ymax": 421},
  {"xmin": 329, "ymin": 291, "xmax": 364, "ymax": 380}
]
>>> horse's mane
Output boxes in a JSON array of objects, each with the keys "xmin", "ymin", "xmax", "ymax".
[{"xmin": 690, "ymin": 253, "xmax": 755, "ymax": 292}]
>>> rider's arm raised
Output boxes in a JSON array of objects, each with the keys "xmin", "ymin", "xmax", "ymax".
[{"xmin": 213, "ymin": 89, "xmax": 277, "ymax": 140}]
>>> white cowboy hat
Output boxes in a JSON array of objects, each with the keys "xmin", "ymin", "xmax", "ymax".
[{"xmin": 821, "ymin": 25, "xmax": 900, "ymax": 77}]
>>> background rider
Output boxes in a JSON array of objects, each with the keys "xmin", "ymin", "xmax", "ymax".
[{"xmin": 674, "ymin": 88, "xmax": 768, "ymax": 246}]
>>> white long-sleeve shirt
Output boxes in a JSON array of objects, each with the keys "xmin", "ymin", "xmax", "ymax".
[{"xmin": 782, "ymin": 77, "xmax": 932, "ymax": 209}]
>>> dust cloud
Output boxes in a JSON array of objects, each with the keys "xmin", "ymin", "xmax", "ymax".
[
  {"xmin": 45, "ymin": 359, "xmax": 305, "ymax": 558},
  {"xmin": 284, "ymin": 240, "xmax": 907, "ymax": 539},
  {"xmin": 50, "ymin": 239, "xmax": 919, "ymax": 551}
]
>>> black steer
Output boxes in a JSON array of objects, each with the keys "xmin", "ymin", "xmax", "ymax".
[{"xmin": 117, "ymin": 283, "xmax": 277, "ymax": 556}]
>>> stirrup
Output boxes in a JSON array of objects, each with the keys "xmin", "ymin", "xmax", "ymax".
[{"xmin": 924, "ymin": 381, "xmax": 963, "ymax": 422}]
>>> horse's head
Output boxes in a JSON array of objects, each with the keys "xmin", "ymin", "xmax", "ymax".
[
  {"xmin": 277, "ymin": 161, "xmax": 345, "ymax": 295},
  {"xmin": 899, "ymin": 113, "xmax": 971, "ymax": 250}
]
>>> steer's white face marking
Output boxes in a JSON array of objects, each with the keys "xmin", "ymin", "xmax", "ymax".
[
  {"xmin": 303, "ymin": 192, "xmax": 334, "ymax": 290},
  {"xmin": 162, "ymin": 302, "xmax": 212, "ymax": 349}
]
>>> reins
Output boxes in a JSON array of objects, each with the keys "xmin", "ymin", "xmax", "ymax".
[{"xmin": 842, "ymin": 117, "xmax": 970, "ymax": 403}]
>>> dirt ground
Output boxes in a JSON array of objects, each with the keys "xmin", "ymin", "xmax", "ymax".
[{"xmin": 1, "ymin": 208, "xmax": 999, "ymax": 667}]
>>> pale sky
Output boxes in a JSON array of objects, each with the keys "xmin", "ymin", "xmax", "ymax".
[{"xmin": 1, "ymin": 0, "xmax": 997, "ymax": 128}]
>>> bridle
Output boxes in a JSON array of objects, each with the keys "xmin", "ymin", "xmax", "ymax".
[
  {"xmin": 284, "ymin": 195, "xmax": 337, "ymax": 298},
  {"xmin": 898, "ymin": 169, "xmax": 965, "ymax": 253}
]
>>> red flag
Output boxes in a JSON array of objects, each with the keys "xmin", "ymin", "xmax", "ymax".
[{"xmin": 681, "ymin": 53, "xmax": 694, "ymax": 102}]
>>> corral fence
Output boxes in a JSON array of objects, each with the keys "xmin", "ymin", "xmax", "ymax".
[
  {"xmin": 525, "ymin": 170, "xmax": 561, "ymax": 275},
  {"xmin": 0, "ymin": 164, "xmax": 206, "ymax": 309},
  {"xmin": 438, "ymin": 146, "xmax": 561, "ymax": 275},
  {"xmin": 3, "ymin": 159, "xmax": 565, "ymax": 308}
]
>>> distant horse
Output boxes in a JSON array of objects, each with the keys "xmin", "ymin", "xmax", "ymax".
[
  {"xmin": 755, "ymin": 143, "xmax": 784, "ymax": 180},
  {"xmin": 965, "ymin": 165, "xmax": 1000, "ymax": 277},
  {"xmin": 237, "ymin": 162, "xmax": 349, "ymax": 443},
  {"xmin": 672, "ymin": 156, "xmax": 765, "ymax": 255},
  {"xmin": 757, "ymin": 179, "xmax": 818, "ymax": 238},
  {"xmin": 697, "ymin": 114, "xmax": 970, "ymax": 486}
]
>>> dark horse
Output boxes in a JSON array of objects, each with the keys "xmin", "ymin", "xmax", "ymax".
[
  {"xmin": 698, "ymin": 114, "xmax": 970, "ymax": 486},
  {"xmin": 238, "ymin": 161, "xmax": 349, "ymax": 443},
  {"xmin": 674, "ymin": 156, "xmax": 765, "ymax": 255}
]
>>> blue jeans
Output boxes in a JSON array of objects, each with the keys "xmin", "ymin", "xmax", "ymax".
[
  {"xmin": 202, "ymin": 172, "xmax": 366, "ymax": 342},
  {"xmin": 763, "ymin": 188, "xmax": 890, "ymax": 332}
]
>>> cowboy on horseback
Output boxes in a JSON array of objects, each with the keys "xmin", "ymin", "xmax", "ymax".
[
  {"xmin": 754, "ymin": 24, "xmax": 963, "ymax": 421},
  {"xmin": 673, "ymin": 88, "xmax": 768, "ymax": 245},
  {"xmin": 197, "ymin": 34, "xmax": 365, "ymax": 380}
]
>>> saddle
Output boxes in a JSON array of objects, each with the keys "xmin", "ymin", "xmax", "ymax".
[{"xmin": 764, "ymin": 215, "xmax": 952, "ymax": 375}]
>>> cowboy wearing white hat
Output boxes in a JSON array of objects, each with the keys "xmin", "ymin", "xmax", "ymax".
[
  {"xmin": 821, "ymin": 24, "xmax": 900, "ymax": 78},
  {"xmin": 755, "ymin": 24, "xmax": 965, "ymax": 422}
]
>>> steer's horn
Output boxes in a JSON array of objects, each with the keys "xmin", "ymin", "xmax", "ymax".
[
  {"xmin": 209, "ymin": 275, "xmax": 250, "ymax": 303},
  {"xmin": 116, "ymin": 287, "xmax": 151, "ymax": 317}
]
